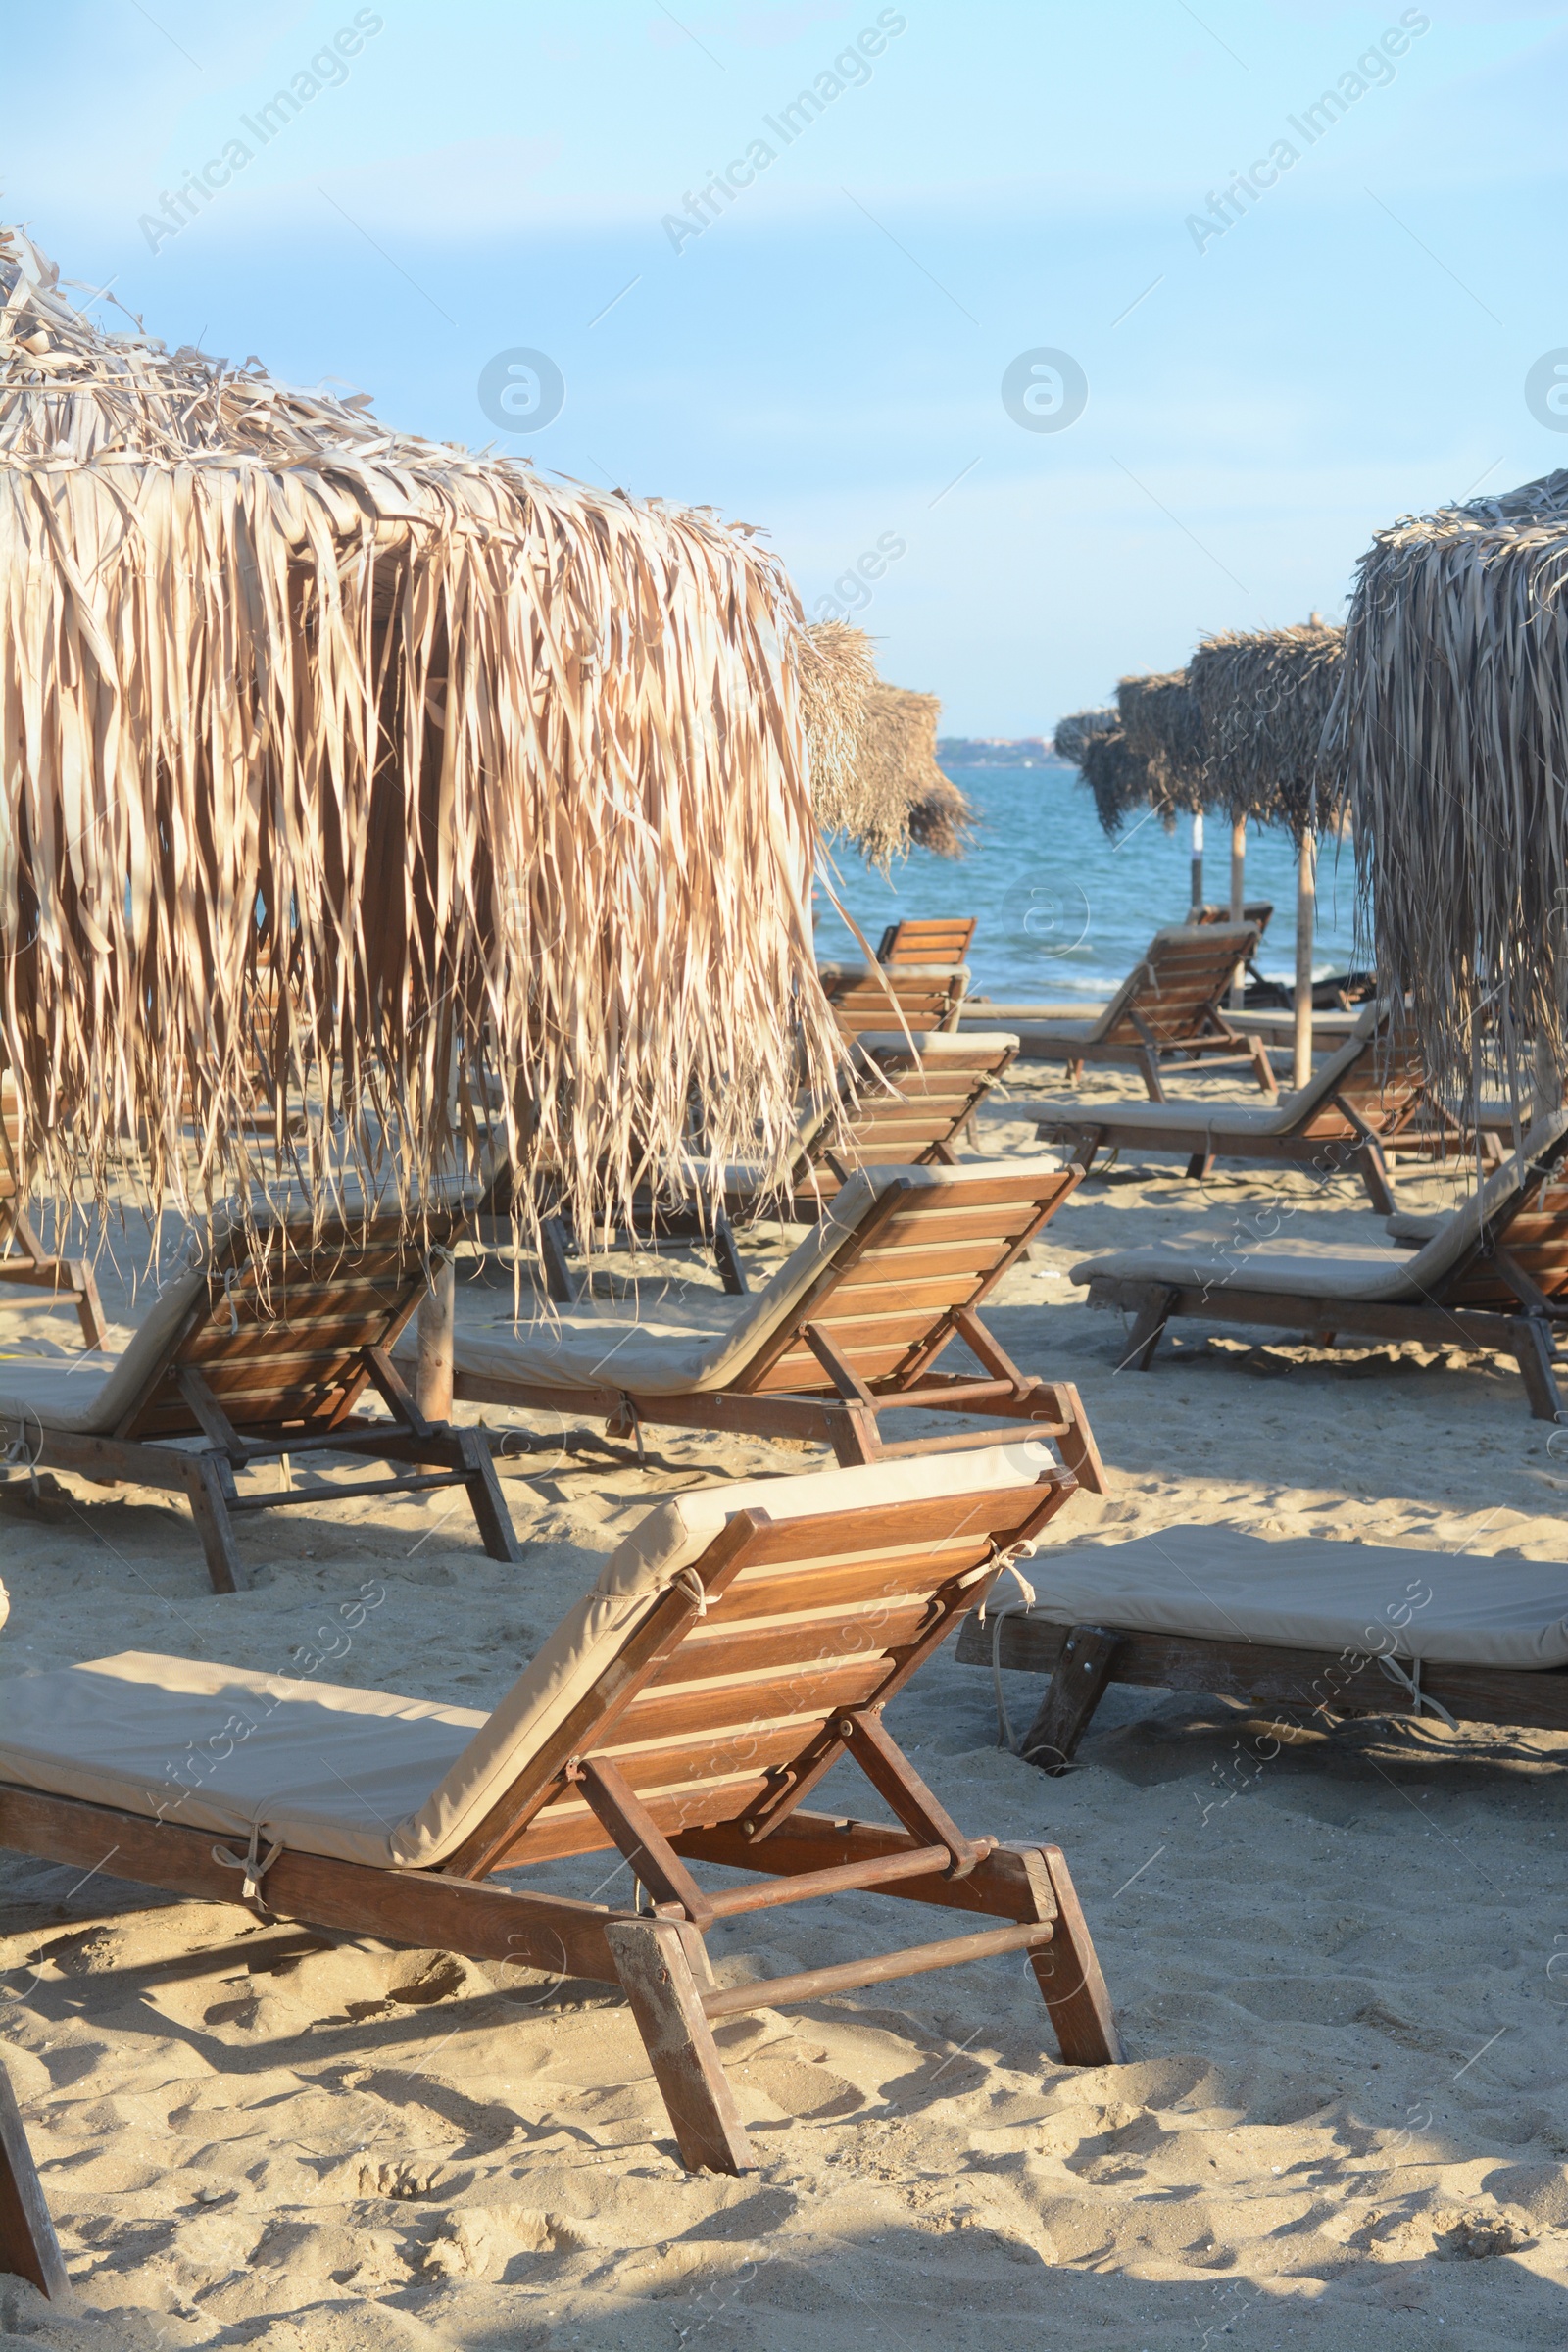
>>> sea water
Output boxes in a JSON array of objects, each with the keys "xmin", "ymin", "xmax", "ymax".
[{"xmin": 813, "ymin": 764, "xmax": 1360, "ymax": 1006}]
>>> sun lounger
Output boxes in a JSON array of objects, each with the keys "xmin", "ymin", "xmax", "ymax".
[
  {"xmin": 0, "ymin": 1445, "xmax": 1122, "ymax": 2174},
  {"xmin": 430, "ymin": 1161, "xmax": 1110, "ymax": 1490},
  {"xmin": 1071, "ymin": 1109, "xmax": 1568, "ymax": 1419},
  {"xmin": 523, "ymin": 1034, "xmax": 1023, "ymax": 1304},
  {"xmin": 1031, "ymin": 1003, "xmax": 1496, "ymax": 1215},
  {"xmin": 877, "ymin": 916, "xmax": 976, "ymax": 966},
  {"xmin": 1007, "ymin": 923, "xmax": 1276, "ymax": 1100},
  {"xmin": 955, "ymin": 1521, "xmax": 1568, "ymax": 1770},
  {"xmin": 0, "ymin": 1194, "xmax": 521, "ymax": 1592},
  {"xmin": 0, "ymin": 1080, "xmax": 106, "ymax": 1348},
  {"xmin": 818, "ymin": 960, "xmax": 969, "ymax": 1036},
  {"xmin": 1194, "ymin": 901, "xmax": 1273, "ymax": 935}
]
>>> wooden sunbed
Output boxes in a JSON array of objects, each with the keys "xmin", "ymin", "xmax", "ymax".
[
  {"xmin": 955, "ymin": 1521, "xmax": 1568, "ymax": 1771},
  {"xmin": 0, "ymin": 1197, "xmax": 521, "ymax": 1592},
  {"xmin": 0, "ymin": 1446, "xmax": 1122, "ymax": 2175},
  {"xmin": 0, "ymin": 1079, "xmax": 106, "ymax": 1348},
  {"xmin": 1032, "ymin": 1003, "xmax": 1498, "ymax": 1216},
  {"xmin": 1007, "ymin": 924, "xmax": 1277, "ymax": 1100},
  {"xmin": 877, "ymin": 916, "xmax": 977, "ymax": 967},
  {"xmin": 1193, "ymin": 901, "xmax": 1273, "ymax": 934},
  {"xmin": 818, "ymin": 960, "xmax": 969, "ymax": 1037},
  {"xmin": 435, "ymin": 1161, "xmax": 1111, "ymax": 1490},
  {"xmin": 1071, "ymin": 1111, "xmax": 1568, "ymax": 1420}
]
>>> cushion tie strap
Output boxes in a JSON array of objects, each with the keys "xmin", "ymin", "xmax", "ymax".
[
  {"xmin": 2, "ymin": 1404, "xmax": 42, "ymax": 1499},
  {"xmin": 968, "ymin": 1539, "xmax": 1041, "ymax": 1755},
  {"xmin": 211, "ymin": 1823, "xmax": 285, "ymax": 1907},
  {"xmin": 1376, "ymin": 1654, "xmax": 1458, "ymax": 1730},
  {"xmin": 221, "ymin": 1268, "xmax": 240, "ymax": 1336},
  {"xmin": 672, "ymin": 1566, "xmax": 709, "ymax": 1617}
]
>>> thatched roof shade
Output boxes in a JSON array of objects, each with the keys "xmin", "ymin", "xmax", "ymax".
[
  {"xmin": 1053, "ymin": 704, "xmax": 1177, "ymax": 839},
  {"xmin": 1190, "ymin": 621, "xmax": 1346, "ymax": 843},
  {"xmin": 801, "ymin": 636, "xmax": 971, "ymax": 866},
  {"xmin": 1331, "ymin": 470, "xmax": 1568, "ymax": 1094},
  {"xmin": 1052, "ymin": 708, "xmax": 1117, "ymax": 767},
  {"xmin": 0, "ymin": 223, "xmax": 840, "ymax": 1242},
  {"xmin": 1115, "ymin": 670, "xmax": 1207, "ymax": 813}
]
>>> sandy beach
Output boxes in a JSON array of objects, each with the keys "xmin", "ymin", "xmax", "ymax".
[{"xmin": 2, "ymin": 1061, "xmax": 1565, "ymax": 2352}]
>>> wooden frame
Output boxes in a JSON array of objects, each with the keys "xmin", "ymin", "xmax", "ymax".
[
  {"xmin": 0, "ymin": 1083, "xmax": 106, "ymax": 1348},
  {"xmin": 957, "ymin": 1606, "xmax": 1568, "ymax": 1771},
  {"xmin": 0, "ymin": 1207, "xmax": 521, "ymax": 1592},
  {"xmin": 1036, "ymin": 1014, "xmax": 1500, "ymax": 1217},
  {"xmin": 0, "ymin": 2062, "xmax": 69, "ymax": 2302},
  {"xmin": 0, "ymin": 1474, "xmax": 1122, "ymax": 2176},
  {"xmin": 454, "ymin": 1166, "xmax": 1112, "ymax": 1492},
  {"xmin": 1010, "ymin": 925, "xmax": 1278, "ymax": 1102},
  {"xmin": 877, "ymin": 916, "xmax": 977, "ymax": 968},
  {"xmin": 1082, "ymin": 1131, "xmax": 1568, "ymax": 1420}
]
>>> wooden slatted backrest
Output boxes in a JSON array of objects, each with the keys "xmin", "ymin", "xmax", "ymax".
[
  {"xmin": 795, "ymin": 1037, "xmax": 1016, "ymax": 1199},
  {"xmin": 734, "ymin": 1164, "xmax": 1080, "ymax": 1396},
  {"xmin": 1194, "ymin": 901, "xmax": 1273, "ymax": 936},
  {"xmin": 121, "ymin": 1206, "xmax": 468, "ymax": 1442},
  {"xmin": 1099, "ymin": 925, "xmax": 1258, "ymax": 1052},
  {"xmin": 458, "ymin": 1470, "xmax": 1076, "ymax": 1869},
  {"xmin": 1310, "ymin": 1019, "xmax": 1427, "ymax": 1132},
  {"xmin": 877, "ymin": 917, "xmax": 977, "ymax": 967},
  {"xmin": 1444, "ymin": 1151, "xmax": 1568, "ymax": 1311},
  {"xmin": 819, "ymin": 964, "xmax": 968, "ymax": 1038}
]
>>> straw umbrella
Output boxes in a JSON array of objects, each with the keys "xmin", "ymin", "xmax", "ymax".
[
  {"xmin": 1192, "ymin": 619, "xmax": 1347, "ymax": 1084},
  {"xmin": 1331, "ymin": 471, "xmax": 1568, "ymax": 1117},
  {"xmin": 802, "ymin": 630, "xmax": 972, "ymax": 867},
  {"xmin": 0, "ymin": 223, "xmax": 842, "ymax": 1287},
  {"xmin": 1115, "ymin": 671, "xmax": 1209, "ymax": 907}
]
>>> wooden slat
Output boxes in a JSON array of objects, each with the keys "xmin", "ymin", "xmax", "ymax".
[
  {"xmin": 658, "ymin": 1599, "xmax": 933, "ymax": 1681},
  {"xmin": 720, "ymin": 1487, "xmax": 1042, "ymax": 1568},
  {"xmin": 610, "ymin": 1656, "xmax": 884, "ymax": 1746}
]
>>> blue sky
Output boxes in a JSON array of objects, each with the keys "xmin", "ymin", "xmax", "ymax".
[{"xmin": 11, "ymin": 0, "xmax": 1568, "ymax": 729}]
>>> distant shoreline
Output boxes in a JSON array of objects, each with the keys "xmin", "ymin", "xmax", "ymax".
[{"xmin": 937, "ymin": 738, "xmax": 1067, "ymax": 770}]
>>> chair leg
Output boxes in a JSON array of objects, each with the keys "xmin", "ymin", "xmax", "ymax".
[
  {"xmin": 539, "ymin": 1217, "xmax": 577, "ymax": 1304},
  {"xmin": 1019, "ymin": 1625, "xmax": 1122, "ymax": 1775},
  {"xmin": 1028, "ymin": 1846, "xmax": 1123, "ymax": 2068},
  {"xmin": 0, "ymin": 2060, "xmax": 71, "ymax": 2301},
  {"xmin": 712, "ymin": 1215, "xmax": 749, "ymax": 1297},
  {"xmin": 70, "ymin": 1262, "xmax": 108, "ymax": 1352},
  {"xmin": 1185, "ymin": 1152, "xmax": 1214, "ymax": 1180},
  {"xmin": 457, "ymin": 1428, "xmax": 525, "ymax": 1562},
  {"xmin": 1135, "ymin": 1051, "xmax": 1166, "ymax": 1103},
  {"xmin": 1121, "ymin": 1287, "xmax": 1174, "ymax": 1372},
  {"xmin": 1512, "ymin": 1318, "xmax": 1565, "ymax": 1422},
  {"xmin": 604, "ymin": 1918, "xmax": 756, "ymax": 2176},
  {"xmin": 181, "ymin": 1456, "xmax": 246, "ymax": 1594},
  {"xmin": 1354, "ymin": 1141, "xmax": 1396, "ymax": 1218},
  {"xmin": 1249, "ymin": 1038, "xmax": 1278, "ymax": 1098},
  {"xmin": 1048, "ymin": 1381, "xmax": 1111, "ymax": 1497}
]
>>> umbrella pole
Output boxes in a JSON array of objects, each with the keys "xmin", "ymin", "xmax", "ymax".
[
  {"xmin": 1229, "ymin": 816, "xmax": 1247, "ymax": 1009},
  {"xmin": 1190, "ymin": 810, "xmax": 1204, "ymax": 918},
  {"xmin": 416, "ymin": 1252, "xmax": 456, "ymax": 1420},
  {"xmin": 1294, "ymin": 830, "xmax": 1316, "ymax": 1090}
]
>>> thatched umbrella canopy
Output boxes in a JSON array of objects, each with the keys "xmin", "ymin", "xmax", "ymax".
[
  {"xmin": 1331, "ymin": 471, "xmax": 1568, "ymax": 1102},
  {"xmin": 1114, "ymin": 670, "xmax": 1207, "ymax": 813},
  {"xmin": 1052, "ymin": 707, "xmax": 1117, "ymax": 768},
  {"xmin": 0, "ymin": 223, "xmax": 840, "ymax": 1248},
  {"xmin": 801, "ymin": 633, "xmax": 971, "ymax": 867},
  {"xmin": 1189, "ymin": 620, "xmax": 1346, "ymax": 842}
]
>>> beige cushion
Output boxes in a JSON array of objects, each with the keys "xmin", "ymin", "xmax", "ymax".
[
  {"xmin": 433, "ymin": 1159, "xmax": 1066, "ymax": 1396},
  {"xmin": 0, "ymin": 1443, "xmax": 1057, "ymax": 1869},
  {"xmin": 1072, "ymin": 1111, "xmax": 1568, "ymax": 1305},
  {"xmin": 1007, "ymin": 1524, "xmax": 1568, "ymax": 1667}
]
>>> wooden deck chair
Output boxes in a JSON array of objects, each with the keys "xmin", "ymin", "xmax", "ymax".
[
  {"xmin": 818, "ymin": 961, "xmax": 969, "ymax": 1037},
  {"xmin": 429, "ymin": 1161, "xmax": 1110, "ymax": 1491},
  {"xmin": 1071, "ymin": 1109, "xmax": 1568, "ymax": 1421},
  {"xmin": 1008, "ymin": 924, "xmax": 1276, "ymax": 1100},
  {"xmin": 0, "ymin": 1446, "xmax": 1122, "ymax": 2176},
  {"xmin": 0, "ymin": 2061, "xmax": 69, "ymax": 2302},
  {"xmin": 877, "ymin": 916, "xmax": 977, "ymax": 967},
  {"xmin": 0, "ymin": 1079, "xmax": 106, "ymax": 1349},
  {"xmin": 1032, "ymin": 1003, "xmax": 1500, "ymax": 1216},
  {"xmin": 956, "ymin": 1522, "xmax": 1568, "ymax": 1772},
  {"xmin": 537, "ymin": 1033, "xmax": 1021, "ymax": 1304},
  {"xmin": 0, "ymin": 1193, "xmax": 521, "ymax": 1593},
  {"xmin": 1194, "ymin": 900, "xmax": 1273, "ymax": 935}
]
